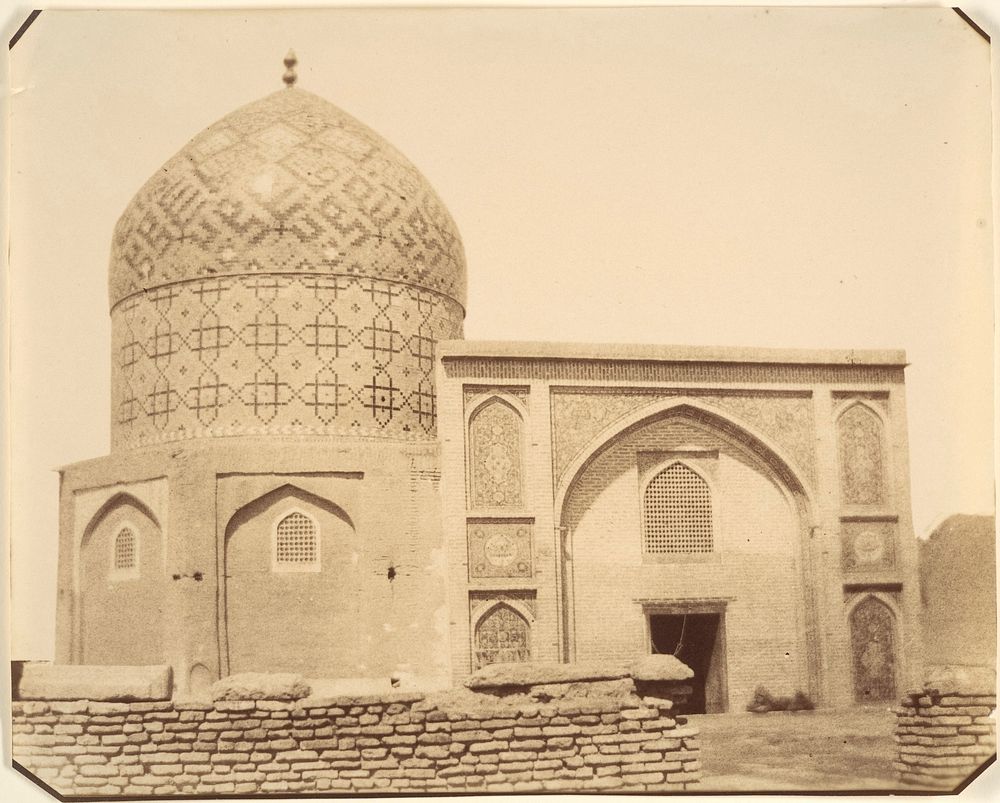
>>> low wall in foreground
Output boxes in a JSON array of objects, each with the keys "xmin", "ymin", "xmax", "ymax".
[
  {"xmin": 894, "ymin": 666, "xmax": 996, "ymax": 790},
  {"xmin": 11, "ymin": 661, "xmax": 701, "ymax": 796}
]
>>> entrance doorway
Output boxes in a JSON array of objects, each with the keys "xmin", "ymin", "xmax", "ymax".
[{"xmin": 649, "ymin": 612, "xmax": 727, "ymax": 713}]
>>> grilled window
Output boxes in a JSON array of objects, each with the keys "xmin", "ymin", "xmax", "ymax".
[
  {"xmin": 643, "ymin": 463, "xmax": 713, "ymax": 554},
  {"xmin": 113, "ymin": 527, "xmax": 137, "ymax": 571},
  {"xmin": 274, "ymin": 511, "xmax": 319, "ymax": 569}
]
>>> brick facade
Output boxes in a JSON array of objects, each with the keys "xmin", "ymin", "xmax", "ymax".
[
  {"xmin": 56, "ymin": 439, "xmax": 450, "ymax": 693},
  {"xmin": 438, "ymin": 343, "xmax": 923, "ymax": 710},
  {"xmin": 51, "ymin": 75, "xmax": 924, "ymax": 717}
]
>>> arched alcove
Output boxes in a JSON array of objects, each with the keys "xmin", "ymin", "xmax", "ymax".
[
  {"xmin": 848, "ymin": 595, "xmax": 898, "ymax": 702},
  {"xmin": 557, "ymin": 399, "xmax": 817, "ymax": 710},
  {"xmin": 221, "ymin": 484, "xmax": 356, "ymax": 677},
  {"xmin": 473, "ymin": 602, "xmax": 532, "ymax": 669},
  {"xmin": 78, "ymin": 494, "xmax": 165, "ymax": 665},
  {"xmin": 467, "ymin": 397, "xmax": 526, "ymax": 509},
  {"xmin": 836, "ymin": 402, "xmax": 887, "ymax": 506}
]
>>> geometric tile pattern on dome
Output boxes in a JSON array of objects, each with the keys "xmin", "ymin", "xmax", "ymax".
[
  {"xmin": 110, "ymin": 274, "xmax": 464, "ymax": 449},
  {"xmin": 109, "ymin": 88, "xmax": 466, "ymax": 308}
]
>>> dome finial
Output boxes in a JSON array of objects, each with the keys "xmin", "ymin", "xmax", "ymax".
[{"xmin": 283, "ymin": 49, "xmax": 298, "ymax": 88}]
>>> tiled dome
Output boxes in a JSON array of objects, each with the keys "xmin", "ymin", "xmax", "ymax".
[{"xmin": 108, "ymin": 87, "xmax": 467, "ymax": 308}]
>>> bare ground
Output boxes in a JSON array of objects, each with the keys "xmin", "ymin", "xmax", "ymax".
[{"xmin": 689, "ymin": 706, "xmax": 899, "ymax": 792}]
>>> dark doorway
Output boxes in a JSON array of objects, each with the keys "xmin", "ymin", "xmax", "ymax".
[{"xmin": 649, "ymin": 612, "xmax": 726, "ymax": 713}]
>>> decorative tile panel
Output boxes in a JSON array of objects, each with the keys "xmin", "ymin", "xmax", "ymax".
[
  {"xmin": 841, "ymin": 520, "xmax": 896, "ymax": 572},
  {"xmin": 837, "ymin": 404, "xmax": 885, "ymax": 506},
  {"xmin": 463, "ymin": 386, "xmax": 529, "ymax": 410},
  {"xmin": 110, "ymin": 275, "xmax": 463, "ymax": 449},
  {"xmin": 109, "ymin": 88, "xmax": 466, "ymax": 308},
  {"xmin": 849, "ymin": 596, "xmax": 897, "ymax": 702},
  {"xmin": 468, "ymin": 521, "xmax": 533, "ymax": 579},
  {"xmin": 550, "ymin": 389, "xmax": 815, "ymax": 488},
  {"xmin": 469, "ymin": 590, "xmax": 537, "ymax": 617},
  {"xmin": 468, "ymin": 398, "xmax": 524, "ymax": 509},
  {"xmin": 473, "ymin": 604, "xmax": 531, "ymax": 669}
]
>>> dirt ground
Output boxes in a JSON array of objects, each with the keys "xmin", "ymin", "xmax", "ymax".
[{"xmin": 690, "ymin": 706, "xmax": 899, "ymax": 792}]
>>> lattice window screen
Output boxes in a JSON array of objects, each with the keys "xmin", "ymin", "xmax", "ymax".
[
  {"xmin": 643, "ymin": 464, "xmax": 713, "ymax": 554},
  {"xmin": 275, "ymin": 512, "xmax": 318, "ymax": 565},
  {"xmin": 114, "ymin": 528, "xmax": 137, "ymax": 570}
]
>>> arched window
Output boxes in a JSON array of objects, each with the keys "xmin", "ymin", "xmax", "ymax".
[
  {"xmin": 273, "ymin": 511, "xmax": 320, "ymax": 571},
  {"xmin": 474, "ymin": 604, "xmax": 531, "ymax": 669},
  {"xmin": 849, "ymin": 596, "xmax": 897, "ymax": 702},
  {"xmin": 468, "ymin": 398, "xmax": 524, "ymax": 509},
  {"xmin": 837, "ymin": 404, "xmax": 885, "ymax": 506},
  {"xmin": 643, "ymin": 463, "xmax": 713, "ymax": 554},
  {"xmin": 112, "ymin": 527, "xmax": 138, "ymax": 576}
]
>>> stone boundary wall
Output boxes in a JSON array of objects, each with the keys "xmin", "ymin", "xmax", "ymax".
[
  {"xmin": 894, "ymin": 668, "xmax": 996, "ymax": 790},
  {"xmin": 12, "ymin": 691, "xmax": 701, "ymax": 796}
]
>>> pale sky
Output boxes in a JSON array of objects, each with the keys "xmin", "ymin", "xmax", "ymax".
[{"xmin": 5, "ymin": 5, "xmax": 995, "ymax": 661}]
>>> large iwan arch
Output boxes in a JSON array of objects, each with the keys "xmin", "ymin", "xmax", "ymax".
[{"xmin": 555, "ymin": 398, "xmax": 820, "ymax": 712}]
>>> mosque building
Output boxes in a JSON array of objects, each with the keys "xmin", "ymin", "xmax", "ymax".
[{"xmin": 52, "ymin": 58, "xmax": 923, "ymax": 712}]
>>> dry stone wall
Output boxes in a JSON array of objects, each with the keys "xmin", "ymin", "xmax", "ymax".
[
  {"xmin": 12, "ymin": 686, "xmax": 701, "ymax": 796},
  {"xmin": 894, "ymin": 667, "xmax": 996, "ymax": 790}
]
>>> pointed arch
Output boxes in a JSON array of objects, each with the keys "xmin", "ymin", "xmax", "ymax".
[
  {"xmin": 219, "ymin": 482, "xmax": 356, "ymax": 677},
  {"xmin": 555, "ymin": 397, "xmax": 815, "ymax": 526},
  {"xmin": 847, "ymin": 594, "xmax": 899, "ymax": 702},
  {"xmin": 554, "ymin": 395, "xmax": 821, "ymax": 701},
  {"xmin": 80, "ymin": 491, "xmax": 161, "ymax": 550},
  {"xmin": 472, "ymin": 601, "xmax": 533, "ymax": 669},
  {"xmin": 75, "ymin": 492, "xmax": 164, "ymax": 665},
  {"xmin": 467, "ymin": 395, "xmax": 526, "ymax": 510},
  {"xmin": 223, "ymin": 482, "xmax": 354, "ymax": 540},
  {"xmin": 835, "ymin": 401, "xmax": 887, "ymax": 506}
]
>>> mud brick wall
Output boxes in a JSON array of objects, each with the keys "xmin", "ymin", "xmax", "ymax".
[
  {"xmin": 11, "ymin": 692, "xmax": 701, "ymax": 796},
  {"xmin": 894, "ymin": 684, "xmax": 996, "ymax": 789}
]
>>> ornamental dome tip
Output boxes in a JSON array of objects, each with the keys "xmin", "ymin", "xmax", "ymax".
[{"xmin": 283, "ymin": 49, "xmax": 298, "ymax": 87}]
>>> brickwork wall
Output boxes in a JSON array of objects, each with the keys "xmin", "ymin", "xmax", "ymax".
[
  {"xmin": 565, "ymin": 416, "xmax": 808, "ymax": 708},
  {"xmin": 79, "ymin": 498, "xmax": 165, "ymax": 666},
  {"xmin": 894, "ymin": 684, "xmax": 996, "ymax": 789},
  {"xmin": 12, "ymin": 692, "xmax": 700, "ymax": 796},
  {"xmin": 438, "ymin": 352, "xmax": 924, "ymax": 707},
  {"xmin": 57, "ymin": 440, "xmax": 451, "ymax": 693}
]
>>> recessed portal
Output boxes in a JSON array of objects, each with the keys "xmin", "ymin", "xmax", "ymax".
[{"xmin": 649, "ymin": 612, "xmax": 727, "ymax": 713}]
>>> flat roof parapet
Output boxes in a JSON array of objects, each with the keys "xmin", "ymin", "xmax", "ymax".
[{"xmin": 438, "ymin": 340, "xmax": 907, "ymax": 367}]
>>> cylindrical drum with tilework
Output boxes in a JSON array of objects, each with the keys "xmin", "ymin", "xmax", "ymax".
[{"xmin": 108, "ymin": 87, "xmax": 466, "ymax": 450}]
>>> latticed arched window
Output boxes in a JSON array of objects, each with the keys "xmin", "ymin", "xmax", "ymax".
[
  {"xmin": 273, "ymin": 511, "xmax": 319, "ymax": 571},
  {"xmin": 643, "ymin": 463, "xmax": 713, "ymax": 554},
  {"xmin": 838, "ymin": 404, "xmax": 885, "ymax": 506},
  {"xmin": 850, "ymin": 596, "xmax": 897, "ymax": 702},
  {"xmin": 469, "ymin": 399, "xmax": 524, "ymax": 509},
  {"xmin": 474, "ymin": 604, "xmax": 530, "ymax": 669},
  {"xmin": 113, "ymin": 527, "xmax": 137, "ymax": 573}
]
